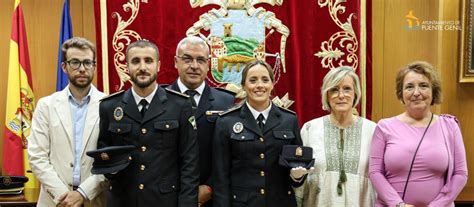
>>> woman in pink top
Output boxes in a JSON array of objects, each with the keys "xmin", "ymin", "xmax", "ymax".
[{"xmin": 369, "ymin": 61, "xmax": 468, "ymax": 207}]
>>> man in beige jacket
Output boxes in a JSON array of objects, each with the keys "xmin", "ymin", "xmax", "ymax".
[{"xmin": 28, "ymin": 37, "xmax": 107, "ymax": 207}]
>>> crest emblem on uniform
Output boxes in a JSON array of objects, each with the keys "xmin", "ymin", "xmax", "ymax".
[
  {"xmin": 188, "ymin": 116, "xmax": 197, "ymax": 130},
  {"xmin": 295, "ymin": 146, "xmax": 303, "ymax": 157},
  {"xmin": 113, "ymin": 107, "xmax": 123, "ymax": 121},
  {"xmin": 100, "ymin": 152, "xmax": 110, "ymax": 161},
  {"xmin": 233, "ymin": 122, "xmax": 243, "ymax": 133},
  {"xmin": 2, "ymin": 176, "xmax": 11, "ymax": 186}
]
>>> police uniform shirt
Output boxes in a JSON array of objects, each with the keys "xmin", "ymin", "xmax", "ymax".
[
  {"xmin": 131, "ymin": 85, "xmax": 157, "ymax": 111},
  {"xmin": 176, "ymin": 78, "xmax": 204, "ymax": 106},
  {"xmin": 212, "ymin": 102, "xmax": 301, "ymax": 207},
  {"xmin": 98, "ymin": 85, "xmax": 199, "ymax": 207},
  {"xmin": 245, "ymin": 101, "xmax": 271, "ymax": 124}
]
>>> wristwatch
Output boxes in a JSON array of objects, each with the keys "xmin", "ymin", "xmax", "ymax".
[{"xmin": 396, "ymin": 202, "xmax": 406, "ymax": 207}]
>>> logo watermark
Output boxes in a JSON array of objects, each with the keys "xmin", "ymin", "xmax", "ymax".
[{"xmin": 405, "ymin": 10, "xmax": 461, "ymax": 31}]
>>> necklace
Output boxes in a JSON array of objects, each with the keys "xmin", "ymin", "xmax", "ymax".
[{"xmin": 337, "ymin": 128, "xmax": 347, "ymax": 195}]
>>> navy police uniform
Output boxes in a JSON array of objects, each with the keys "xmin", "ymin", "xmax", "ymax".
[
  {"xmin": 97, "ymin": 86, "xmax": 199, "ymax": 207},
  {"xmin": 170, "ymin": 82, "xmax": 235, "ymax": 187},
  {"xmin": 212, "ymin": 103, "xmax": 302, "ymax": 207}
]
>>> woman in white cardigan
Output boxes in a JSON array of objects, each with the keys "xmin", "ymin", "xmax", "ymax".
[{"xmin": 293, "ymin": 66, "xmax": 376, "ymax": 206}]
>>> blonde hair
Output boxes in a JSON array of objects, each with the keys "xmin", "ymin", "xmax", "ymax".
[{"xmin": 321, "ymin": 66, "xmax": 361, "ymax": 111}]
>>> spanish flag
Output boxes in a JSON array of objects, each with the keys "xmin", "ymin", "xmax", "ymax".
[{"xmin": 3, "ymin": 0, "xmax": 38, "ymax": 188}]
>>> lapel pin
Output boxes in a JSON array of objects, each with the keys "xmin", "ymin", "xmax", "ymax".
[{"xmin": 188, "ymin": 116, "xmax": 197, "ymax": 130}]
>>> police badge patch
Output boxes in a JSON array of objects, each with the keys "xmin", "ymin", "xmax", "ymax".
[
  {"xmin": 233, "ymin": 122, "xmax": 243, "ymax": 133},
  {"xmin": 114, "ymin": 107, "xmax": 123, "ymax": 121}
]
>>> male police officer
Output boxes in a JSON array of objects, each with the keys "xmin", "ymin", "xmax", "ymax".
[
  {"xmin": 169, "ymin": 36, "xmax": 235, "ymax": 206},
  {"xmin": 98, "ymin": 40, "xmax": 199, "ymax": 207}
]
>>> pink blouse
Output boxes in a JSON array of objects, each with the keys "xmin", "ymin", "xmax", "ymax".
[{"xmin": 369, "ymin": 115, "xmax": 468, "ymax": 207}]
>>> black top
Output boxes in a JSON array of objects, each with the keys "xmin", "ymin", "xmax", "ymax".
[
  {"xmin": 98, "ymin": 86, "xmax": 199, "ymax": 207},
  {"xmin": 212, "ymin": 103, "xmax": 302, "ymax": 207}
]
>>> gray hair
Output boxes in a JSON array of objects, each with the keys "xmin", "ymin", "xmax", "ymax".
[
  {"xmin": 321, "ymin": 66, "xmax": 361, "ymax": 111},
  {"xmin": 175, "ymin": 36, "xmax": 209, "ymax": 56}
]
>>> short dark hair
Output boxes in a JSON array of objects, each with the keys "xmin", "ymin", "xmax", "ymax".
[
  {"xmin": 240, "ymin": 59, "xmax": 275, "ymax": 86},
  {"xmin": 126, "ymin": 39, "xmax": 160, "ymax": 61},
  {"xmin": 395, "ymin": 61, "xmax": 442, "ymax": 105},
  {"xmin": 62, "ymin": 37, "xmax": 95, "ymax": 62}
]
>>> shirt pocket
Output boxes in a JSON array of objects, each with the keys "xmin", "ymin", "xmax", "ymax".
[
  {"xmin": 108, "ymin": 123, "xmax": 133, "ymax": 143},
  {"xmin": 230, "ymin": 132, "xmax": 255, "ymax": 159},
  {"xmin": 273, "ymin": 130, "xmax": 296, "ymax": 144},
  {"xmin": 154, "ymin": 120, "xmax": 179, "ymax": 148},
  {"xmin": 157, "ymin": 178, "xmax": 179, "ymax": 194},
  {"xmin": 231, "ymin": 188, "xmax": 250, "ymax": 204}
]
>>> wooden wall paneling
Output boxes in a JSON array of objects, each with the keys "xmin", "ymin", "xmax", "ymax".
[
  {"xmin": 380, "ymin": 0, "xmax": 439, "ymax": 119},
  {"xmin": 82, "ymin": 0, "xmax": 98, "ymax": 86},
  {"xmin": 71, "ymin": 0, "xmax": 84, "ymax": 36},
  {"xmin": 371, "ymin": 0, "xmax": 385, "ymax": 121},
  {"xmin": 70, "ymin": 0, "xmax": 98, "ymax": 86},
  {"xmin": 82, "ymin": 0, "xmax": 96, "ymax": 43},
  {"xmin": 438, "ymin": 0, "xmax": 474, "ymax": 192},
  {"xmin": 23, "ymin": 0, "xmax": 62, "ymax": 99}
]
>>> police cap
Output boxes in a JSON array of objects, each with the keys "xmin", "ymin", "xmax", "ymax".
[
  {"xmin": 279, "ymin": 145, "xmax": 315, "ymax": 169},
  {"xmin": 0, "ymin": 176, "xmax": 28, "ymax": 195},
  {"xmin": 86, "ymin": 145, "xmax": 135, "ymax": 174}
]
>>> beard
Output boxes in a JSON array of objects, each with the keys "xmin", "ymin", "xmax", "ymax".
[
  {"xmin": 131, "ymin": 72, "xmax": 157, "ymax": 88},
  {"xmin": 69, "ymin": 75, "xmax": 93, "ymax": 89}
]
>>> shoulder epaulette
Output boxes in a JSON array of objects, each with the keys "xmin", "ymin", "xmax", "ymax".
[
  {"xmin": 214, "ymin": 87, "xmax": 237, "ymax": 96},
  {"xmin": 278, "ymin": 106, "xmax": 296, "ymax": 115},
  {"xmin": 100, "ymin": 90, "xmax": 124, "ymax": 101},
  {"xmin": 219, "ymin": 104, "xmax": 243, "ymax": 116},
  {"xmin": 165, "ymin": 88, "xmax": 189, "ymax": 98}
]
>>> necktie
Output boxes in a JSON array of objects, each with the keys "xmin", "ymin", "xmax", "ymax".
[
  {"xmin": 139, "ymin": 99, "xmax": 148, "ymax": 118},
  {"xmin": 257, "ymin": 114, "xmax": 265, "ymax": 130},
  {"xmin": 185, "ymin": 90, "xmax": 198, "ymax": 108}
]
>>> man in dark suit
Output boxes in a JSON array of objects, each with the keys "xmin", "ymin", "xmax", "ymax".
[
  {"xmin": 98, "ymin": 40, "xmax": 199, "ymax": 207},
  {"xmin": 170, "ymin": 36, "xmax": 235, "ymax": 206}
]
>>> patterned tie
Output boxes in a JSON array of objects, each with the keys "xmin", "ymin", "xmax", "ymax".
[
  {"xmin": 139, "ymin": 99, "xmax": 148, "ymax": 118},
  {"xmin": 257, "ymin": 114, "xmax": 265, "ymax": 130},
  {"xmin": 185, "ymin": 90, "xmax": 198, "ymax": 108}
]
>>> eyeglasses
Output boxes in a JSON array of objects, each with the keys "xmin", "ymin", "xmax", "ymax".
[
  {"xmin": 328, "ymin": 87, "xmax": 353, "ymax": 97},
  {"xmin": 64, "ymin": 59, "xmax": 96, "ymax": 70},
  {"xmin": 176, "ymin": 55, "xmax": 208, "ymax": 65}
]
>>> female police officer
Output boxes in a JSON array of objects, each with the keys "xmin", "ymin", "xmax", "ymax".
[{"xmin": 212, "ymin": 60, "xmax": 302, "ymax": 207}]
